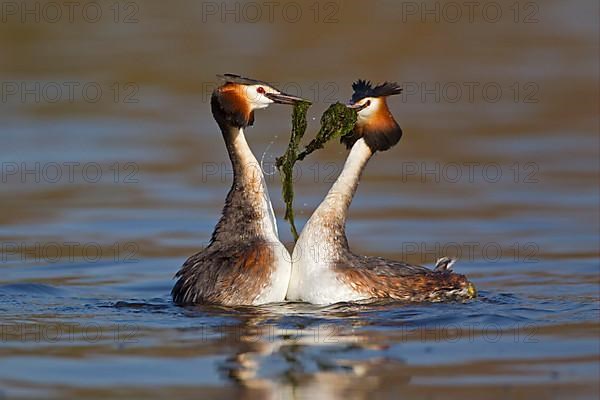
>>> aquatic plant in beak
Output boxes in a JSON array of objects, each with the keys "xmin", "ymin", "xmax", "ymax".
[
  {"xmin": 275, "ymin": 100, "xmax": 311, "ymax": 241},
  {"xmin": 276, "ymin": 102, "xmax": 359, "ymax": 241}
]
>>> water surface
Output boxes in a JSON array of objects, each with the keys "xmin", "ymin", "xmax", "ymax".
[{"xmin": 0, "ymin": 1, "xmax": 598, "ymax": 398}]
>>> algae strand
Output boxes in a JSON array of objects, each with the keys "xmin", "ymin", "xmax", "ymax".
[
  {"xmin": 276, "ymin": 102, "xmax": 358, "ymax": 242},
  {"xmin": 297, "ymin": 103, "xmax": 357, "ymax": 161},
  {"xmin": 276, "ymin": 101, "xmax": 311, "ymax": 241}
]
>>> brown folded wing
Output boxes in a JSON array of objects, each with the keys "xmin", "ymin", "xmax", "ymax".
[
  {"xmin": 334, "ymin": 254, "xmax": 471, "ymax": 302},
  {"xmin": 172, "ymin": 240, "xmax": 276, "ymax": 306}
]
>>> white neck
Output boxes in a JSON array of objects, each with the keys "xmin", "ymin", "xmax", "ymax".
[
  {"xmin": 229, "ymin": 128, "xmax": 279, "ymax": 239},
  {"xmin": 288, "ymin": 138, "xmax": 373, "ymax": 302},
  {"xmin": 296, "ymin": 138, "xmax": 372, "ymax": 254},
  {"xmin": 313, "ymin": 138, "xmax": 373, "ymax": 221}
]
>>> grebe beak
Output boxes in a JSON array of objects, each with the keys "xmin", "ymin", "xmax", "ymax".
[
  {"xmin": 346, "ymin": 101, "xmax": 369, "ymax": 112},
  {"xmin": 266, "ymin": 92, "xmax": 309, "ymax": 105}
]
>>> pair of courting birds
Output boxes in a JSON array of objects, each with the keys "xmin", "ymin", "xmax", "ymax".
[{"xmin": 171, "ymin": 74, "xmax": 476, "ymax": 306}]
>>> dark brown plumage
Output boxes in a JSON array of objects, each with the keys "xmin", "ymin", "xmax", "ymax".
[
  {"xmin": 334, "ymin": 254, "xmax": 472, "ymax": 302},
  {"xmin": 172, "ymin": 240, "xmax": 276, "ymax": 305}
]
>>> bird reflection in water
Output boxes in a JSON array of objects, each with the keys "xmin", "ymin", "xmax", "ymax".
[{"xmin": 190, "ymin": 303, "xmax": 412, "ymax": 399}]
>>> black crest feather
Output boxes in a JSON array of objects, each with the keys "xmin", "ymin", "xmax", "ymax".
[
  {"xmin": 217, "ymin": 73, "xmax": 281, "ymax": 92},
  {"xmin": 351, "ymin": 80, "xmax": 403, "ymax": 103}
]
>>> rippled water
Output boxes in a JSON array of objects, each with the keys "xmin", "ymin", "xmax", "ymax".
[{"xmin": 1, "ymin": 0, "xmax": 599, "ymax": 398}]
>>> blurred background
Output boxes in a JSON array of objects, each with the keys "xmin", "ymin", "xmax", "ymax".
[{"xmin": 0, "ymin": 1, "xmax": 598, "ymax": 399}]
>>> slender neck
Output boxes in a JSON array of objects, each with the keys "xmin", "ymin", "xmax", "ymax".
[
  {"xmin": 223, "ymin": 125, "xmax": 262, "ymax": 184},
  {"xmin": 210, "ymin": 123, "xmax": 278, "ymax": 243},
  {"xmin": 310, "ymin": 138, "xmax": 373, "ymax": 241}
]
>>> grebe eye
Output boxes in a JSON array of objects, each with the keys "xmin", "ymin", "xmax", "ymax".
[
  {"xmin": 257, "ymin": 87, "xmax": 265, "ymax": 94},
  {"xmin": 365, "ymin": 100, "xmax": 371, "ymax": 107}
]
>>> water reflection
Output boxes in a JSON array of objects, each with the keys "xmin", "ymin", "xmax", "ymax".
[{"xmin": 191, "ymin": 306, "xmax": 406, "ymax": 399}]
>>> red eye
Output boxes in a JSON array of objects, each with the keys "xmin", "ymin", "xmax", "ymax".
[
  {"xmin": 365, "ymin": 100, "xmax": 371, "ymax": 107},
  {"xmin": 257, "ymin": 87, "xmax": 265, "ymax": 94}
]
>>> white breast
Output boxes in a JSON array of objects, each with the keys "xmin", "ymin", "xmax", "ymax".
[
  {"xmin": 287, "ymin": 215, "xmax": 364, "ymax": 304},
  {"xmin": 287, "ymin": 139, "xmax": 373, "ymax": 304},
  {"xmin": 234, "ymin": 129, "xmax": 291, "ymax": 305}
]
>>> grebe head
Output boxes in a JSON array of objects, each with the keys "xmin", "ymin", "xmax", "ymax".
[
  {"xmin": 212, "ymin": 74, "xmax": 308, "ymax": 128},
  {"xmin": 342, "ymin": 80, "xmax": 403, "ymax": 152}
]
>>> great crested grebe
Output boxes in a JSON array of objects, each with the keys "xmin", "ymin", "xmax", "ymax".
[
  {"xmin": 172, "ymin": 74, "xmax": 307, "ymax": 306},
  {"xmin": 287, "ymin": 80, "xmax": 476, "ymax": 304}
]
